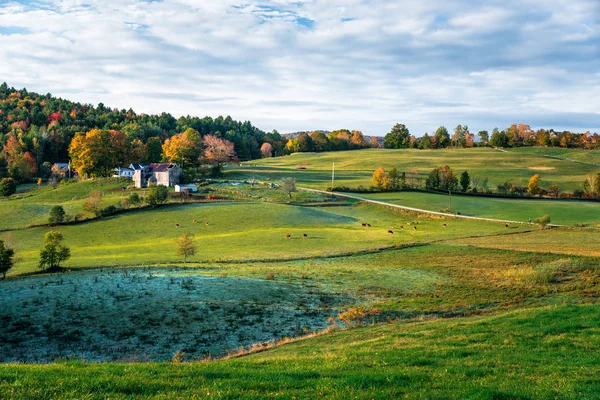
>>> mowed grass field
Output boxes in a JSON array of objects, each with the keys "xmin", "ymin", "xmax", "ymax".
[
  {"xmin": 0, "ymin": 179, "xmax": 133, "ymax": 230},
  {"xmin": 1, "ymin": 304, "xmax": 599, "ymax": 399},
  {"xmin": 360, "ymin": 191, "xmax": 600, "ymax": 227},
  {"xmin": 229, "ymin": 147, "xmax": 600, "ymax": 191},
  {"xmin": 2, "ymin": 201, "xmax": 531, "ymax": 275}
]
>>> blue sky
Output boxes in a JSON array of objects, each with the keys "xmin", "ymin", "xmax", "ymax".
[{"xmin": 0, "ymin": 0, "xmax": 598, "ymax": 136}]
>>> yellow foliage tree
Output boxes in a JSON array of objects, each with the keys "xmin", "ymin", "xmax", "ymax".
[
  {"xmin": 528, "ymin": 174, "xmax": 542, "ymax": 196},
  {"xmin": 69, "ymin": 129, "xmax": 132, "ymax": 177},
  {"xmin": 372, "ymin": 168, "xmax": 389, "ymax": 191},
  {"xmin": 162, "ymin": 128, "xmax": 202, "ymax": 168}
]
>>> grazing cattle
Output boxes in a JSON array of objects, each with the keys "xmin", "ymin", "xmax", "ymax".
[
  {"xmin": 285, "ymin": 234, "xmax": 291, "ymax": 239},
  {"xmin": 413, "ymin": 226, "xmax": 418, "ymax": 230},
  {"xmin": 505, "ymin": 223, "xmax": 509, "ymax": 228},
  {"xmin": 193, "ymin": 220, "xmax": 197, "ymax": 223},
  {"xmin": 388, "ymin": 230, "xmax": 394, "ymax": 234},
  {"xmin": 442, "ymin": 224, "xmax": 447, "ymax": 228},
  {"xmin": 302, "ymin": 234, "xmax": 308, "ymax": 239},
  {"xmin": 361, "ymin": 223, "xmax": 367, "ymax": 227},
  {"xmin": 176, "ymin": 224, "xmax": 180, "ymax": 228},
  {"xmin": 400, "ymin": 226, "xmax": 404, "ymax": 230},
  {"xmin": 366, "ymin": 223, "xmax": 372, "ymax": 227},
  {"xmin": 205, "ymin": 222, "xmax": 209, "ymax": 226}
]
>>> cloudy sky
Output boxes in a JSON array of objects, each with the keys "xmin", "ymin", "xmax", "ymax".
[{"xmin": 0, "ymin": 0, "xmax": 598, "ymax": 136}]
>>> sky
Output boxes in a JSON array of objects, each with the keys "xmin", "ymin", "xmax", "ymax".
[{"xmin": 0, "ymin": 0, "xmax": 598, "ymax": 136}]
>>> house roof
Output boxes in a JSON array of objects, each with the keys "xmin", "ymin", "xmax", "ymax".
[
  {"xmin": 53, "ymin": 163, "xmax": 69, "ymax": 169},
  {"xmin": 149, "ymin": 163, "xmax": 178, "ymax": 172},
  {"xmin": 129, "ymin": 163, "xmax": 148, "ymax": 170},
  {"xmin": 114, "ymin": 167, "xmax": 134, "ymax": 172}
]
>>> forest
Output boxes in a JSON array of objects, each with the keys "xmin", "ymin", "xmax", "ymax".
[{"xmin": 0, "ymin": 83, "xmax": 287, "ymax": 181}]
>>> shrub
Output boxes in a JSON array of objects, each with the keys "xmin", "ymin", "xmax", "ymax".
[
  {"xmin": 172, "ymin": 351, "xmax": 185, "ymax": 363},
  {"xmin": 100, "ymin": 205, "xmax": 118, "ymax": 217},
  {"xmin": 533, "ymin": 215, "xmax": 551, "ymax": 226},
  {"xmin": 48, "ymin": 205, "xmax": 66, "ymax": 224},
  {"xmin": 0, "ymin": 178, "xmax": 17, "ymax": 197}
]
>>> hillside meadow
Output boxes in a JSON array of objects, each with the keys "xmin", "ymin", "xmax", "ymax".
[
  {"xmin": 0, "ymin": 166, "xmax": 599, "ymax": 398},
  {"xmin": 229, "ymin": 147, "xmax": 600, "ymax": 192}
]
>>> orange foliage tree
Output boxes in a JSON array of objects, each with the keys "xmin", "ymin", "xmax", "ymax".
[
  {"xmin": 162, "ymin": 128, "xmax": 202, "ymax": 168},
  {"xmin": 69, "ymin": 129, "xmax": 132, "ymax": 177}
]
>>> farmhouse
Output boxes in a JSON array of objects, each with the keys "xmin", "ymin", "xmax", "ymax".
[
  {"xmin": 51, "ymin": 163, "xmax": 73, "ymax": 178},
  {"xmin": 113, "ymin": 167, "xmax": 134, "ymax": 178},
  {"xmin": 133, "ymin": 163, "xmax": 182, "ymax": 188}
]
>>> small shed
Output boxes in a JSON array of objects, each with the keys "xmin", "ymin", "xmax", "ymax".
[{"xmin": 175, "ymin": 184, "xmax": 198, "ymax": 193}]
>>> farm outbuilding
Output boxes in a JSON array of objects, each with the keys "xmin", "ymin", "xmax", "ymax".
[{"xmin": 175, "ymin": 184, "xmax": 198, "ymax": 193}]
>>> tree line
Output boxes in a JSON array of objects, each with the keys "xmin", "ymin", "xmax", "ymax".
[
  {"xmin": 285, "ymin": 130, "xmax": 377, "ymax": 153},
  {"xmin": 367, "ymin": 166, "xmax": 600, "ymax": 200},
  {"xmin": 384, "ymin": 123, "xmax": 599, "ymax": 150}
]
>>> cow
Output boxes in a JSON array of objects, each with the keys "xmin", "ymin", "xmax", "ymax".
[
  {"xmin": 302, "ymin": 234, "xmax": 308, "ymax": 239},
  {"xmin": 205, "ymin": 222, "xmax": 209, "ymax": 226},
  {"xmin": 400, "ymin": 226, "xmax": 404, "ymax": 230},
  {"xmin": 285, "ymin": 234, "xmax": 291, "ymax": 239},
  {"xmin": 413, "ymin": 226, "xmax": 418, "ymax": 230},
  {"xmin": 366, "ymin": 223, "xmax": 372, "ymax": 227},
  {"xmin": 505, "ymin": 223, "xmax": 509, "ymax": 228},
  {"xmin": 193, "ymin": 220, "xmax": 197, "ymax": 223},
  {"xmin": 388, "ymin": 230, "xmax": 394, "ymax": 234},
  {"xmin": 361, "ymin": 223, "xmax": 367, "ymax": 227},
  {"xmin": 442, "ymin": 224, "xmax": 447, "ymax": 228},
  {"xmin": 176, "ymin": 224, "xmax": 180, "ymax": 228}
]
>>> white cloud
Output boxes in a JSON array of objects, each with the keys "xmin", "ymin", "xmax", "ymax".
[{"xmin": 0, "ymin": 0, "xmax": 598, "ymax": 135}]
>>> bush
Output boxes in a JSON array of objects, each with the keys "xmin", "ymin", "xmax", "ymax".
[
  {"xmin": 533, "ymin": 215, "xmax": 551, "ymax": 225},
  {"xmin": 48, "ymin": 205, "xmax": 66, "ymax": 224},
  {"xmin": 0, "ymin": 178, "xmax": 17, "ymax": 197},
  {"xmin": 100, "ymin": 205, "xmax": 118, "ymax": 217},
  {"xmin": 146, "ymin": 185, "xmax": 169, "ymax": 207}
]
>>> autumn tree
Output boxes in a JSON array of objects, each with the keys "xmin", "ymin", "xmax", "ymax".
[
  {"xmin": 162, "ymin": 128, "xmax": 202, "ymax": 168},
  {"xmin": 260, "ymin": 142, "xmax": 273, "ymax": 158},
  {"xmin": 0, "ymin": 240, "xmax": 15, "ymax": 279},
  {"xmin": 39, "ymin": 231, "xmax": 70, "ymax": 272},
  {"xmin": 372, "ymin": 168, "xmax": 389, "ymax": 190},
  {"xmin": 583, "ymin": 172, "xmax": 600, "ymax": 198},
  {"xmin": 440, "ymin": 165, "xmax": 458, "ymax": 191},
  {"xmin": 69, "ymin": 129, "xmax": 132, "ymax": 177},
  {"xmin": 202, "ymin": 134, "xmax": 237, "ymax": 175},
  {"xmin": 384, "ymin": 124, "xmax": 410, "ymax": 149},
  {"xmin": 528, "ymin": 174, "xmax": 542, "ymax": 196},
  {"xmin": 370, "ymin": 137, "xmax": 379, "ymax": 148},
  {"xmin": 175, "ymin": 233, "xmax": 196, "ymax": 263},
  {"xmin": 280, "ymin": 177, "xmax": 297, "ymax": 199}
]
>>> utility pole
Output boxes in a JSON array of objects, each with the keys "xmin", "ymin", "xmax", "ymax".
[
  {"xmin": 331, "ymin": 162, "xmax": 335, "ymax": 190},
  {"xmin": 448, "ymin": 189, "xmax": 452, "ymax": 211}
]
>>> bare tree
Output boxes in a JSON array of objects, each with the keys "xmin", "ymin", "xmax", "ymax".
[{"xmin": 281, "ymin": 178, "xmax": 297, "ymax": 199}]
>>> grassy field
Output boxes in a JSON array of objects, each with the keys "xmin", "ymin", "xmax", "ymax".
[
  {"xmin": 1, "ymin": 304, "xmax": 599, "ymax": 399},
  {"xmin": 228, "ymin": 147, "xmax": 600, "ymax": 191},
  {"xmin": 360, "ymin": 191, "xmax": 600, "ymax": 227},
  {"xmin": 2, "ymin": 199, "xmax": 534, "ymax": 276},
  {"xmin": 1, "ymin": 174, "xmax": 600, "ymax": 398},
  {"xmin": 0, "ymin": 178, "xmax": 134, "ymax": 230}
]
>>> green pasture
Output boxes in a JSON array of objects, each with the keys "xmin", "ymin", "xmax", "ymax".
[
  {"xmin": 359, "ymin": 191, "xmax": 600, "ymax": 227},
  {"xmin": 2, "ymin": 201, "xmax": 530, "ymax": 276},
  {"xmin": 228, "ymin": 147, "xmax": 599, "ymax": 191},
  {"xmin": 0, "ymin": 179, "xmax": 133, "ymax": 230}
]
